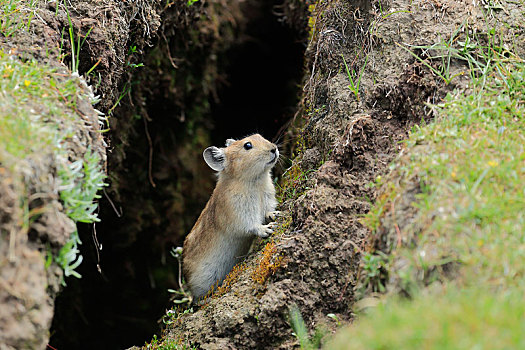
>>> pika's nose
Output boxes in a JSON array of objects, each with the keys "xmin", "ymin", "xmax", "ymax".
[{"xmin": 271, "ymin": 147, "xmax": 277, "ymax": 154}]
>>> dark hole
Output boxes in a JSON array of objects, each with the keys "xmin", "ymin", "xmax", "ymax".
[{"xmin": 210, "ymin": 1, "xmax": 304, "ymax": 143}]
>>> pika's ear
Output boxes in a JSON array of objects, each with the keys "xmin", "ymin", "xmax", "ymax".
[
  {"xmin": 203, "ymin": 146, "xmax": 226, "ymax": 171},
  {"xmin": 225, "ymin": 138, "xmax": 236, "ymax": 147}
]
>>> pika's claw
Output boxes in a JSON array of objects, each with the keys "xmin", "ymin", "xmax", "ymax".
[
  {"xmin": 266, "ymin": 211, "xmax": 282, "ymax": 222},
  {"xmin": 253, "ymin": 223, "xmax": 274, "ymax": 238}
]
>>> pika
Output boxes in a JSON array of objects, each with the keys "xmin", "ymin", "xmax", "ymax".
[{"xmin": 182, "ymin": 134, "xmax": 280, "ymax": 299}]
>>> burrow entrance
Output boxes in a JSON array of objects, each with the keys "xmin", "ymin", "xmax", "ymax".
[{"xmin": 50, "ymin": 2, "xmax": 305, "ymax": 349}]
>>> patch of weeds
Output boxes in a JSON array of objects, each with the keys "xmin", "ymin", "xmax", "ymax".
[
  {"xmin": 106, "ymin": 45, "xmax": 145, "ymax": 118},
  {"xmin": 0, "ymin": 0, "xmax": 35, "ymax": 37},
  {"xmin": 58, "ymin": 149, "xmax": 106, "ymax": 223},
  {"xmin": 397, "ymin": 22, "xmax": 512, "ymax": 85},
  {"xmin": 389, "ymin": 59, "xmax": 525, "ymax": 292},
  {"xmin": 54, "ymin": 230, "xmax": 83, "ymax": 283},
  {"xmin": 56, "ymin": 149, "xmax": 106, "ymax": 284},
  {"xmin": 360, "ymin": 251, "xmax": 388, "ymax": 293},
  {"xmin": 167, "ymin": 246, "xmax": 192, "ymax": 305},
  {"xmin": 64, "ymin": 4, "xmax": 93, "ymax": 74},
  {"xmin": 277, "ymin": 163, "xmax": 313, "ymax": 213},
  {"xmin": 127, "ymin": 45, "xmax": 145, "ymax": 69},
  {"xmin": 162, "ymin": 306, "xmax": 193, "ymax": 328},
  {"xmin": 289, "ymin": 304, "xmax": 328, "ymax": 350},
  {"xmin": 360, "ymin": 180, "xmax": 396, "ymax": 234},
  {"xmin": 144, "ymin": 334, "xmax": 196, "ymax": 350},
  {"xmin": 0, "ymin": 49, "xmax": 106, "ymax": 281}
]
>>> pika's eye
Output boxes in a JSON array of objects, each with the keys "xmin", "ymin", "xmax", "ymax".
[{"xmin": 244, "ymin": 142, "xmax": 252, "ymax": 150}]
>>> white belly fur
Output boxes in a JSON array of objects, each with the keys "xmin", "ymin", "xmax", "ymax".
[{"xmin": 190, "ymin": 231, "xmax": 254, "ymax": 298}]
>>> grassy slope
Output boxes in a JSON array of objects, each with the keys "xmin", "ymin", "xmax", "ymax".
[
  {"xmin": 328, "ymin": 51, "xmax": 525, "ymax": 348},
  {"xmin": 0, "ymin": 0, "xmax": 105, "ymax": 280}
]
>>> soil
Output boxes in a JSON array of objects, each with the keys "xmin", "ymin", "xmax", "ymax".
[{"xmin": 1, "ymin": 0, "xmax": 523, "ymax": 349}]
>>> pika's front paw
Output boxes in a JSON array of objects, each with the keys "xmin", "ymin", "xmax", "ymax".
[
  {"xmin": 266, "ymin": 211, "xmax": 282, "ymax": 222},
  {"xmin": 253, "ymin": 223, "xmax": 274, "ymax": 238}
]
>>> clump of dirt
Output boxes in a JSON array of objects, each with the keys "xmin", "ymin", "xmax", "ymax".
[
  {"xmin": 36, "ymin": 0, "xmax": 162, "ymax": 111},
  {"xmin": 158, "ymin": 0, "xmax": 525, "ymax": 348}
]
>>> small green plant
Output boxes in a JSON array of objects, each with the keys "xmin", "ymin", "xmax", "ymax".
[
  {"xmin": 341, "ymin": 52, "xmax": 369, "ymax": 101},
  {"xmin": 361, "ymin": 251, "xmax": 388, "ymax": 293},
  {"xmin": 127, "ymin": 45, "xmax": 144, "ymax": 69},
  {"xmin": 186, "ymin": 0, "xmax": 198, "ymax": 6},
  {"xmin": 144, "ymin": 334, "xmax": 196, "ymax": 350},
  {"xmin": 162, "ymin": 306, "xmax": 193, "ymax": 327},
  {"xmin": 56, "ymin": 149, "xmax": 106, "ymax": 283},
  {"xmin": 58, "ymin": 149, "xmax": 106, "ymax": 223},
  {"xmin": 394, "ymin": 21, "xmax": 467, "ymax": 84},
  {"xmin": 396, "ymin": 22, "xmax": 511, "ymax": 86},
  {"xmin": 105, "ymin": 45, "xmax": 144, "ymax": 118},
  {"xmin": 277, "ymin": 162, "xmax": 315, "ymax": 204},
  {"xmin": 289, "ymin": 305, "xmax": 313, "ymax": 350},
  {"xmin": 55, "ymin": 230, "xmax": 83, "ymax": 284},
  {"xmin": 63, "ymin": 2, "xmax": 93, "ymax": 73},
  {"xmin": 168, "ymin": 246, "xmax": 192, "ymax": 305},
  {"xmin": 326, "ymin": 313, "xmax": 341, "ymax": 327},
  {"xmin": 289, "ymin": 305, "xmax": 328, "ymax": 350}
]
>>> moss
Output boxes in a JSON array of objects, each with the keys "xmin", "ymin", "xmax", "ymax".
[
  {"xmin": 277, "ymin": 134, "xmax": 310, "ymax": 205},
  {"xmin": 200, "ymin": 261, "xmax": 248, "ymax": 303},
  {"xmin": 143, "ymin": 334, "xmax": 196, "ymax": 350},
  {"xmin": 251, "ymin": 241, "xmax": 284, "ymax": 285}
]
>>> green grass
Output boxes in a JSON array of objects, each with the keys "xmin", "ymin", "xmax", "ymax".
[
  {"xmin": 341, "ymin": 53, "xmax": 368, "ymax": 100},
  {"xmin": 382, "ymin": 59, "xmax": 524, "ymax": 292},
  {"xmin": 329, "ymin": 288, "xmax": 525, "ymax": 349},
  {"xmin": 289, "ymin": 305, "xmax": 328, "ymax": 350},
  {"xmin": 0, "ymin": 0, "xmax": 35, "ymax": 37},
  {"xmin": 144, "ymin": 334, "xmax": 197, "ymax": 350},
  {"xmin": 0, "ymin": 48, "xmax": 106, "ymax": 282},
  {"xmin": 329, "ymin": 50, "xmax": 525, "ymax": 349}
]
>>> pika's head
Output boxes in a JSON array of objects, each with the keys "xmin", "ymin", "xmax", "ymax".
[{"xmin": 203, "ymin": 134, "xmax": 279, "ymax": 180}]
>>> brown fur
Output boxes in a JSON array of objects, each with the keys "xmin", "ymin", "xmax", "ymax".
[{"xmin": 182, "ymin": 134, "xmax": 279, "ymax": 299}]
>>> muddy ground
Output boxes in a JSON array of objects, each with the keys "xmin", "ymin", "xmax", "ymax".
[{"xmin": 1, "ymin": 0, "xmax": 523, "ymax": 349}]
